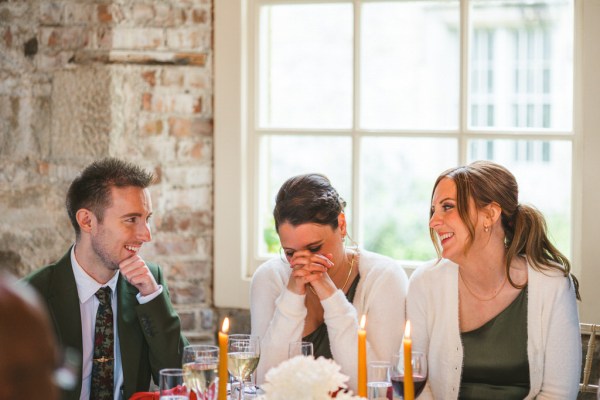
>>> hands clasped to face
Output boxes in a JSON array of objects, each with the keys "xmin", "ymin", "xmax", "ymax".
[
  {"xmin": 287, "ymin": 250, "xmax": 337, "ymax": 298},
  {"xmin": 278, "ymin": 219, "xmax": 348, "ymax": 300}
]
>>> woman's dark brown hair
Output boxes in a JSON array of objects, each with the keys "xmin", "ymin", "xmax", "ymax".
[
  {"xmin": 429, "ymin": 160, "xmax": 580, "ymax": 300},
  {"xmin": 273, "ymin": 173, "xmax": 346, "ymax": 232}
]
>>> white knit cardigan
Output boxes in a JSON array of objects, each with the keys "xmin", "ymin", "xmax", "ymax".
[
  {"xmin": 250, "ymin": 250, "xmax": 409, "ymax": 391},
  {"xmin": 407, "ymin": 258, "xmax": 581, "ymax": 400}
]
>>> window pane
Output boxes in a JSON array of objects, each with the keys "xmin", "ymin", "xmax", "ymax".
[
  {"xmin": 361, "ymin": 1, "xmax": 460, "ymax": 130},
  {"xmin": 469, "ymin": 0, "xmax": 573, "ymax": 130},
  {"xmin": 258, "ymin": 135, "xmax": 352, "ymax": 256},
  {"xmin": 258, "ymin": 4, "xmax": 353, "ymax": 129},
  {"xmin": 467, "ymin": 139, "xmax": 572, "ymax": 257},
  {"xmin": 360, "ymin": 137, "xmax": 458, "ymax": 261}
]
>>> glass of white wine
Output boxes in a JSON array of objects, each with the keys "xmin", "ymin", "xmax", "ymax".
[
  {"xmin": 227, "ymin": 334, "xmax": 260, "ymax": 400},
  {"xmin": 182, "ymin": 345, "xmax": 219, "ymax": 400}
]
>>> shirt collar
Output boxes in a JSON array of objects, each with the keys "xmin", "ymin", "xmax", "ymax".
[{"xmin": 70, "ymin": 245, "xmax": 119, "ymax": 304}]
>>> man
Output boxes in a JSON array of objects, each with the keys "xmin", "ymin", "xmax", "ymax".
[
  {"xmin": 25, "ymin": 158, "xmax": 188, "ymax": 400},
  {"xmin": 0, "ymin": 274, "xmax": 60, "ymax": 400}
]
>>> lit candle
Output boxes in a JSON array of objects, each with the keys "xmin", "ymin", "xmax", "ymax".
[
  {"xmin": 218, "ymin": 317, "xmax": 229, "ymax": 400},
  {"xmin": 358, "ymin": 314, "xmax": 367, "ymax": 397},
  {"xmin": 403, "ymin": 320, "xmax": 414, "ymax": 400}
]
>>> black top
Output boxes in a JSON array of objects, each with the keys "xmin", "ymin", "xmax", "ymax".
[
  {"xmin": 459, "ymin": 287, "xmax": 530, "ymax": 400},
  {"xmin": 303, "ymin": 274, "xmax": 361, "ymax": 359}
]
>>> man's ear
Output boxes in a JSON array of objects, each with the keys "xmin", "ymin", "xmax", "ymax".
[{"xmin": 76, "ymin": 209, "xmax": 95, "ymax": 233}]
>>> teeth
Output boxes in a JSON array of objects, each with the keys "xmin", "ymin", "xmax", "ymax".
[
  {"xmin": 439, "ymin": 233, "xmax": 453, "ymax": 241},
  {"xmin": 125, "ymin": 245, "xmax": 140, "ymax": 252}
]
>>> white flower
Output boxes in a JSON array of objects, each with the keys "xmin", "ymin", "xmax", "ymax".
[{"xmin": 256, "ymin": 356, "xmax": 365, "ymax": 400}]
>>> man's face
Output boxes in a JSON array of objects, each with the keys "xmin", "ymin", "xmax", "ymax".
[{"xmin": 90, "ymin": 186, "xmax": 153, "ymax": 271}]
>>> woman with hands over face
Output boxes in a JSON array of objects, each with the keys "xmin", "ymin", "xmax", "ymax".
[
  {"xmin": 251, "ymin": 173, "xmax": 408, "ymax": 391},
  {"xmin": 407, "ymin": 161, "xmax": 581, "ymax": 400}
]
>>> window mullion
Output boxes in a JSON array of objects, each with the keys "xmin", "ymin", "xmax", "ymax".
[
  {"xmin": 459, "ymin": 0, "xmax": 470, "ymax": 164},
  {"xmin": 352, "ymin": 0, "xmax": 362, "ymax": 244}
]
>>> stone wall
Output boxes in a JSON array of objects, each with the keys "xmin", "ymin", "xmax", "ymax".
[{"xmin": 0, "ymin": 0, "xmax": 249, "ymax": 343}]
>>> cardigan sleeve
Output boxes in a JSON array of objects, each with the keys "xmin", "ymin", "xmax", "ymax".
[
  {"xmin": 250, "ymin": 262, "xmax": 307, "ymax": 384},
  {"xmin": 533, "ymin": 275, "xmax": 581, "ymax": 399}
]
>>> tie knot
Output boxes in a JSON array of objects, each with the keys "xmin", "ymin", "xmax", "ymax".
[{"xmin": 95, "ymin": 286, "xmax": 112, "ymax": 305}]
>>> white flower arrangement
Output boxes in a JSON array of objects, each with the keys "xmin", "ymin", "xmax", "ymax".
[{"xmin": 256, "ymin": 356, "xmax": 365, "ymax": 400}]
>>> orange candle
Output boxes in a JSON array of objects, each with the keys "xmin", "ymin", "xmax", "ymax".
[
  {"xmin": 218, "ymin": 317, "xmax": 229, "ymax": 400},
  {"xmin": 403, "ymin": 320, "xmax": 414, "ymax": 400},
  {"xmin": 358, "ymin": 314, "xmax": 367, "ymax": 397}
]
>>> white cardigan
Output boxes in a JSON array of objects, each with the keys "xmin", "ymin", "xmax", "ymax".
[
  {"xmin": 407, "ymin": 258, "xmax": 581, "ymax": 400},
  {"xmin": 250, "ymin": 250, "xmax": 409, "ymax": 391}
]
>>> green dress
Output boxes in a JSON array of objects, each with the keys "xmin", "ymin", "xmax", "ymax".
[
  {"xmin": 303, "ymin": 274, "xmax": 361, "ymax": 359},
  {"xmin": 459, "ymin": 287, "xmax": 530, "ymax": 400}
]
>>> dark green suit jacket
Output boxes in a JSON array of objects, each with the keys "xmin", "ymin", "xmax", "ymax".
[{"xmin": 24, "ymin": 248, "xmax": 188, "ymax": 400}]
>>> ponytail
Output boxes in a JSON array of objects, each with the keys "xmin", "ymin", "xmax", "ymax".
[{"xmin": 505, "ymin": 204, "xmax": 581, "ymax": 300}]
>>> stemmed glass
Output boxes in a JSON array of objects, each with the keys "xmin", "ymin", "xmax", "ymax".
[
  {"xmin": 227, "ymin": 334, "xmax": 260, "ymax": 400},
  {"xmin": 390, "ymin": 351, "xmax": 428, "ymax": 399},
  {"xmin": 182, "ymin": 345, "xmax": 219, "ymax": 400}
]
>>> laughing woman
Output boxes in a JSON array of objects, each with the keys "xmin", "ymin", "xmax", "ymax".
[
  {"xmin": 251, "ymin": 173, "xmax": 408, "ymax": 391},
  {"xmin": 408, "ymin": 161, "xmax": 581, "ymax": 400}
]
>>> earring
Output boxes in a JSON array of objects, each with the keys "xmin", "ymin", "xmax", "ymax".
[{"xmin": 484, "ymin": 225, "xmax": 489, "ymax": 233}]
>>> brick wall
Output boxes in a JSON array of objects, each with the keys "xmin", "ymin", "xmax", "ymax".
[{"xmin": 0, "ymin": 0, "xmax": 250, "ymax": 343}]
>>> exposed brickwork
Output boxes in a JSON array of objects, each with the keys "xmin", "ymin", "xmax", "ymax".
[{"xmin": 0, "ymin": 0, "xmax": 238, "ymax": 343}]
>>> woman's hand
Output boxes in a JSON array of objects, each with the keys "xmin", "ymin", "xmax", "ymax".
[{"xmin": 286, "ymin": 250, "xmax": 337, "ymax": 299}]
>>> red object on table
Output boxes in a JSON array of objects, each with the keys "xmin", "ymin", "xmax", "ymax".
[{"xmin": 129, "ymin": 390, "xmax": 198, "ymax": 400}]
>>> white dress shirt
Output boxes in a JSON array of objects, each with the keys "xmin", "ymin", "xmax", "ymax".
[{"xmin": 70, "ymin": 246, "xmax": 163, "ymax": 400}]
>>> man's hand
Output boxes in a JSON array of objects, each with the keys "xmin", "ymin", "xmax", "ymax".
[{"xmin": 119, "ymin": 255, "xmax": 159, "ymax": 296}]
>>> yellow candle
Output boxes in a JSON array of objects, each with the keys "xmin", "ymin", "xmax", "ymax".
[
  {"xmin": 403, "ymin": 320, "xmax": 414, "ymax": 400},
  {"xmin": 218, "ymin": 317, "xmax": 229, "ymax": 400},
  {"xmin": 358, "ymin": 314, "xmax": 367, "ymax": 397}
]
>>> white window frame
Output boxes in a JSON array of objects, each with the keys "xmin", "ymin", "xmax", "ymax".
[{"xmin": 214, "ymin": 0, "xmax": 600, "ymax": 323}]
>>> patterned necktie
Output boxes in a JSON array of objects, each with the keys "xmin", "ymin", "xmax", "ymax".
[{"xmin": 90, "ymin": 286, "xmax": 114, "ymax": 400}]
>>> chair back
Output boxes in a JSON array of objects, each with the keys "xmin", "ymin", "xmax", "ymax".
[{"xmin": 579, "ymin": 323, "xmax": 599, "ymax": 396}]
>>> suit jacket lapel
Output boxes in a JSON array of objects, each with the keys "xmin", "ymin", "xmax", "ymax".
[{"xmin": 45, "ymin": 250, "xmax": 84, "ymax": 398}]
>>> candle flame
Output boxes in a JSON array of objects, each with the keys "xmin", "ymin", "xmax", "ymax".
[
  {"xmin": 404, "ymin": 320, "xmax": 411, "ymax": 339},
  {"xmin": 222, "ymin": 317, "xmax": 230, "ymax": 333},
  {"xmin": 360, "ymin": 314, "xmax": 366, "ymax": 329}
]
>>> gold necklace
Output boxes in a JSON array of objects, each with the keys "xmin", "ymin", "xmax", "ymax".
[
  {"xmin": 458, "ymin": 268, "xmax": 507, "ymax": 302},
  {"xmin": 308, "ymin": 250, "xmax": 357, "ymax": 295}
]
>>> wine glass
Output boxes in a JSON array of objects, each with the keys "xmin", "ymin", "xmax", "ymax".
[
  {"xmin": 159, "ymin": 368, "xmax": 190, "ymax": 400},
  {"xmin": 288, "ymin": 341, "xmax": 313, "ymax": 358},
  {"xmin": 227, "ymin": 334, "xmax": 260, "ymax": 400},
  {"xmin": 182, "ymin": 345, "xmax": 219, "ymax": 400},
  {"xmin": 390, "ymin": 351, "xmax": 428, "ymax": 399}
]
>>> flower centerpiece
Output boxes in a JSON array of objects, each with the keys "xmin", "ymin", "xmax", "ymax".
[{"xmin": 256, "ymin": 356, "xmax": 365, "ymax": 400}]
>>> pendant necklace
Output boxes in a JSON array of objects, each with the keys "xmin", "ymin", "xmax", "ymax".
[{"xmin": 458, "ymin": 268, "xmax": 507, "ymax": 301}]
